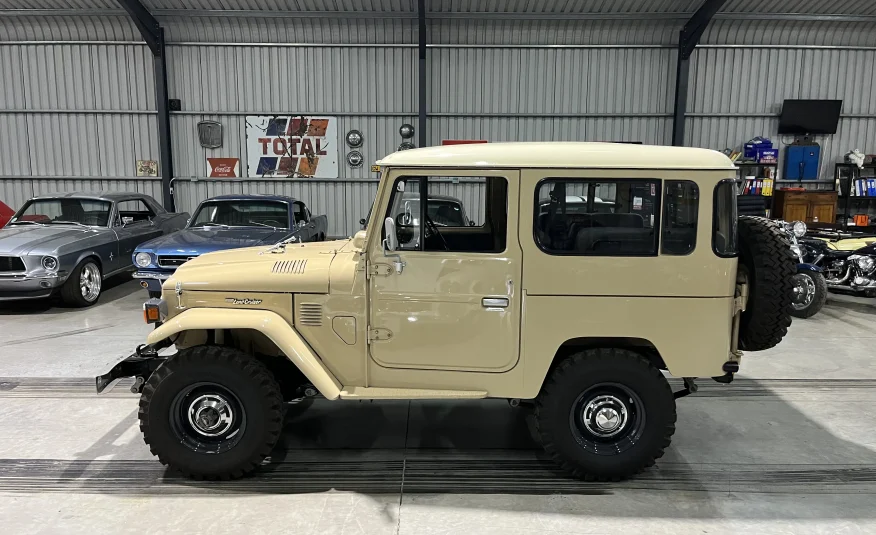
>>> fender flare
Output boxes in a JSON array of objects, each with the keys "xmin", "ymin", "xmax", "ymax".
[{"xmin": 146, "ymin": 308, "xmax": 342, "ymax": 400}]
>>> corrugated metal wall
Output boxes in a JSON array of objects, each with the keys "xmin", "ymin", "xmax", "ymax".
[{"xmin": 2, "ymin": 8, "xmax": 876, "ymax": 234}]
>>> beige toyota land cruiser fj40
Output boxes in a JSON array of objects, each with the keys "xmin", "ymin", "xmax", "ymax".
[{"xmin": 97, "ymin": 142, "xmax": 794, "ymax": 481}]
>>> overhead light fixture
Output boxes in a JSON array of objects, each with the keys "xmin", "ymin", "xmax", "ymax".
[
  {"xmin": 399, "ymin": 124, "xmax": 415, "ymax": 139},
  {"xmin": 346, "ymin": 151, "xmax": 364, "ymax": 167},
  {"xmin": 346, "ymin": 129, "xmax": 363, "ymax": 148}
]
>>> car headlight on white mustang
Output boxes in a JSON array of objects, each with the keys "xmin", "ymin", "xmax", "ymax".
[
  {"xmin": 135, "ymin": 252, "xmax": 153, "ymax": 268},
  {"xmin": 42, "ymin": 256, "xmax": 58, "ymax": 271},
  {"xmin": 852, "ymin": 254, "xmax": 876, "ymax": 273},
  {"xmin": 792, "ymin": 221, "xmax": 807, "ymax": 237}
]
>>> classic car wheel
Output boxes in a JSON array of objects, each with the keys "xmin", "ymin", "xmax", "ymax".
[
  {"xmin": 790, "ymin": 271, "xmax": 827, "ymax": 319},
  {"xmin": 535, "ymin": 348, "xmax": 676, "ymax": 481},
  {"xmin": 60, "ymin": 259, "xmax": 102, "ymax": 307},
  {"xmin": 139, "ymin": 346, "xmax": 283, "ymax": 480}
]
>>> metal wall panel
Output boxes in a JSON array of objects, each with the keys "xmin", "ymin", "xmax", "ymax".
[
  {"xmin": 143, "ymin": 0, "xmax": 415, "ymax": 11},
  {"xmin": 430, "ymin": 19, "xmax": 678, "ymax": 45},
  {"xmin": 0, "ymin": 16, "xmax": 138, "ymax": 41},
  {"xmin": 0, "ymin": 115, "xmax": 31, "ymax": 177},
  {"xmin": 92, "ymin": 44, "xmax": 155, "ymax": 111},
  {"xmin": 163, "ymin": 17, "xmax": 416, "ymax": 43},
  {"xmin": 27, "ymin": 114, "xmax": 101, "ymax": 176},
  {"xmin": 21, "ymin": 45, "xmax": 96, "ymax": 110},
  {"xmin": 704, "ymin": 20, "xmax": 876, "ymax": 46},
  {"xmin": 0, "ymin": 180, "xmax": 33, "ymax": 210},
  {"xmin": 427, "ymin": 0, "xmax": 701, "ymax": 14}
]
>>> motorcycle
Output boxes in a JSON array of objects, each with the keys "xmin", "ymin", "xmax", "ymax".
[
  {"xmin": 799, "ymin": 229, "xmax": 876, "ymax": 298},
  {"xmin": 783, "ymin": 221, "xmax": 828, "ymax": 318}
]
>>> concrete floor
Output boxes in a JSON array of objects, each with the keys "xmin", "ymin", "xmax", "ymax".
[{"xmin": 1, "ymin": 275, "xmax": 876, "ymax": 534}]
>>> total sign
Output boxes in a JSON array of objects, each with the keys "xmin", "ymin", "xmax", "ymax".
[{"xmin": 245, "ymin": 115, "xmax": 339, "ymax": 178}]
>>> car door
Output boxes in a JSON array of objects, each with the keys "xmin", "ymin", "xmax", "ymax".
[
  {"xmin": 367, "ymin": 169, "xmax": 522, "ymax": 372},
  {"xmin": 292, "ymin": 201, "xmax": 317, "ymax": 241},
  {"xmin": 114, "ymin": 198, "xmax": 163, "ymax": 269}
]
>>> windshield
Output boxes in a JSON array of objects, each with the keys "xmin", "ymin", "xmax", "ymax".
[
  {"xmin": 190, "ymin": 200, "xmax": 289, "ymax": 229},
  {"xmin": 361, "ymin": 199, "xmax": 467, "ymax": 228},
  {"xmin": 10, "ymin": 198, "xmax": 111, "ymax": 226}
]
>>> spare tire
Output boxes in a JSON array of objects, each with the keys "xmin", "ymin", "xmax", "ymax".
[{"xmin": 737, "ymin": 216, "xmax": 795, "ymax": 351}]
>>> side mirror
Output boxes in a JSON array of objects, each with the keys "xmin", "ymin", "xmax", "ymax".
[
  {"xmin": 122, "ymin": 216, "xmax": 134, "ymax": 226},
  {"xmin": 383, "ymin": 216, "xmax": 398, "ymax": 252}
]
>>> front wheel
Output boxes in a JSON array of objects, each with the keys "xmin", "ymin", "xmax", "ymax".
[
  {"xmin": 139, "ymin": 346, "xmax": 284, "ymax": 480},
  {"xmin": 535, "ymin": 348, "xmax": 676, "ymax": 481},
  {"xmin": 60, "ymin": 259, "xmax": 102, "ymax": 307},
  {"xmin": 790, "ymin": 270, "xmax": 827, "ymax": 319}
]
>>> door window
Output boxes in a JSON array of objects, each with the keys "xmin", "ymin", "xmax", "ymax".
[
  {"xmin": 384, "ymin": 176, "xmax": 507, "ymax": 253},
  {"xmin": 662, "ymin": 181, "xmax": 699, "ymax": 255},
  {"xmin": 117, "ymin": 199, "xmax": 156, "ymax": 225}
]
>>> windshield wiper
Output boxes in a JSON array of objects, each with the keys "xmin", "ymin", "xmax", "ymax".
[
  {"xmin": 260, "ymin": 232, "xmax": 301, "ymax": 255},
  {"xmin": 8, "ymin": 220, "xmax": 47, "ymax": 226},
  {"xmin": 50, "ymin": 220, "xmax": 88, "ymax": 227},
  {"xmin": 246, "ymin": 220, "xmax": 281, "ymax": 229},
  {"xmin": 197, "ymin": 222, "xmax": 230, "ymax": 228}
]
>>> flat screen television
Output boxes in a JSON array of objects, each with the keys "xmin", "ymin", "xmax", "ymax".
[{"xmin": 778, "ymin": 99, "xmax": 842, "ymax": 135}]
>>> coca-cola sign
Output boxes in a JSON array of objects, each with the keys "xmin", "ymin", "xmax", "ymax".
[{"xmin": 207, "ymin": 157, "xmax": 240, "ymax": 178}]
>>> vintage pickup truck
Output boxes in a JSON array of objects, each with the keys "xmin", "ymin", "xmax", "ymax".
[{"xmin": 132, "ymin": 194, "xmax": 327, "ymax": 296}]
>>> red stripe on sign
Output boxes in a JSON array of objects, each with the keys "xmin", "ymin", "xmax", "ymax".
[{"xmin": 442, "ymin": 140, "xmax": 488, "ymax": 145}]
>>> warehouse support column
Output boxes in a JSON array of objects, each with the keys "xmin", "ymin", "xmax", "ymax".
[
  {"xmin": 116, "ymin": 0, "xmax": 175, "ymax": 211},
  {"xmin": 671, "ymin": 0, "xmax": 728, "ymax": 147},
  {"xmin": 417, "ymin": 0, "xmax": 427, "ymax": 148}
]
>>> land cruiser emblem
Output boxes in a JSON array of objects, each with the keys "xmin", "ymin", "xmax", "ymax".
[{"xmin": 225, "ymin": 297, "xmax": 263, "ymax": 305}]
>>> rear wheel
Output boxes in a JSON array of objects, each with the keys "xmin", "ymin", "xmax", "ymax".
[
  {"xmin": 535, "ymin": 348, "xmax": 676, "ymax": 481},
  {"xmin": 60, "ymin": 259, "xmax": 102, "ymax": 307},
  {"xmin": 139, "ymin": 346, "xmax": 284, "ymax": 480},
  {"xmin": 790, "ymin": 270, "xmax": 827, "ymax": 319},
  {"xmin": 737, "ymin": 216, "xmax": 795, "ymax": 350}
]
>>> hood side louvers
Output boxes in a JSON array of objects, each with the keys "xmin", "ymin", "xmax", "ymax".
[
  {"xmin": 299, "ymin": 303, "xmax": 323, "ymax": 326},
  {"xmin": 272, "ymin": 259, "xmax": 307, "ymax": 274}
]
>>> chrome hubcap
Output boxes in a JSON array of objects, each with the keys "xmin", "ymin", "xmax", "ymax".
[
  {"xmin": 582, "ymin": 394, "xmax": 629, "ymax": 438},
  {"xmin": 80, "ymin": 263, "xmax": 101, "ymax": 301},
  {"xmin": 187, "ymin": 394, "xmax": 234, "ymax": 437},
  {"xmin": 791, "ymin": 274, "xmax": 815, "ymax": 310}
]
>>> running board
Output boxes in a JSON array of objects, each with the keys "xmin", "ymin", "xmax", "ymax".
[{"xmin": 339, "ymin": 386, "xmax": 488, "ymax": 400}]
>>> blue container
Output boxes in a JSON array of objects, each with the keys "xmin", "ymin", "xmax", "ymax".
[
  {"xmin": 784, "ymin": 144, "xmax": 820, "ymax": 180},
  {"xmin": 757, "ymin": 148, "xmax": 778, "ymax": 163},
  {"xmin": 744, "ymin": 137, "xmax": 773, "ymax": 159}
]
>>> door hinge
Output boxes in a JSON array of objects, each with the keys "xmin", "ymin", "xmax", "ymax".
[
  {"xmin": 368, "ymin": 263, "xmax": 393, "ymax": 277},
  {"xmin": 367, "ymin": 327, "xmax": 393, "ymax": 344}
]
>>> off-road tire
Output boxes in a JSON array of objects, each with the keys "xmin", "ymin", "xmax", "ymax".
[
  {"xmin": 139, "ymin": 345, "xmax": 284, "ymax": 480},
  {"xmin": 535, "ymin": 348, "xmax": 676, "ymax": 481},
  {"xmin": 737, "ymin": 216, "xmax": 795, "ymax": 351},
  {"xmin": 60, "ymin": 259, "xmax": 101, "ymax": 307},
  {"xmin": 789, "ymin": 270, "xmax": 827, "ymax": 319}
]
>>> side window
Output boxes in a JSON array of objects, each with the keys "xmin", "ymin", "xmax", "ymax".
[
  {"xmin": 713, "ymin": 180, "xmax": 738, "ymax": 257},
  {"xmin": 384, "ymin": 176, "xmax": 507, "ymax": 253},
  {"xmin": 292, "ymin": 202, "xmax": 308, "ymax": 224},
  {"xmin": 662, "ymin": 181, "xmax": 699, "ymax": 255},
  {"xmin": 534, "ymin": 178, "xmax": 660, "ymax": 256},
  {"xmin": 117, "ymin": 199, "xmax": 156, "ymax": 225}
]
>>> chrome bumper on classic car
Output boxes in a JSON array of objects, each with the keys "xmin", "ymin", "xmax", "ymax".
[
  {"xmin": 133, "ymin": 271, "xmax": 172, "ymax": 292},
  {"xmin": 0, "ymin": 272, "xmax": 65, "ymax": 300}
]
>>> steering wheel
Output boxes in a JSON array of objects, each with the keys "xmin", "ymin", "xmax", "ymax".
[{"xmin": 424, "ymin": 213, "xmax": 449, "ymax": 251}]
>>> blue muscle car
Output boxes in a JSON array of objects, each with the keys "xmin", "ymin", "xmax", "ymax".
[{"xmin": 132, "ymin": 194, "xmax": 327, "ymax": 296}]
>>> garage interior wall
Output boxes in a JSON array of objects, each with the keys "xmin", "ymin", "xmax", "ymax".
[{"xmin": 1, "ymin": 2, "xmax": 876, "ymax": 236}]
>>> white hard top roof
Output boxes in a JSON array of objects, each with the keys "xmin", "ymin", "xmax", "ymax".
[{"xmin": 377, "ymin": 142, "xmax": 735, "ymax": 170}]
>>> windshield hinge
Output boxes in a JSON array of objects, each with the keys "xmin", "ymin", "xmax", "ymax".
[
  {"xmin": 368, "ymin": 263, "xmax": 393, "ymax": 277},
  {"xmin": 367, "ymin": 327, "xmax": 393, "ymax": 344}
]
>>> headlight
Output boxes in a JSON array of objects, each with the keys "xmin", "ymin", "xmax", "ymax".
[
  {"xmin": 42, "ymin": 256, "xmax": 58, "ymax": 271},
  {"xmin": 852, "ymin": 255, "xmax": 876, "ymax": 273},
  {"xmin": 135, "ymin": 252, "xmax": 153, "ymax": 268},
  {"xmin": 792, "ymin": 221, "xmax": 807, "ymax": 238}
]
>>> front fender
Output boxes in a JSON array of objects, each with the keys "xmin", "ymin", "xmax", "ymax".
[
  {"xmin": 797, "ymin": 263, "xmax": 824, "ymax": 273},
  {"xmin": 146, "ymin": 308, "xmax": 342, "ymax": 400}
]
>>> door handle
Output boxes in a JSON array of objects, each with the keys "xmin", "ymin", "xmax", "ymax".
[{"xmin": 482, "ymin": 297, "xmax": 509, "ymax": 308}]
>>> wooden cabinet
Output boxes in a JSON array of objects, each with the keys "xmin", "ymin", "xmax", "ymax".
[{"xmin": 772, "ymin": 190, "xmax": 837, "ymax": 223}]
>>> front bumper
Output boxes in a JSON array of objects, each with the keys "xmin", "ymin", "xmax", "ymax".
[
  {"xmin": 0, "ymin": 273, "xmax": 64, "ymax": 301},
  {"xmin": 95, "ymin": 342, "xmax": 170, "ymax": 394},
  {"xmin": 133, "ymin": 271, "xmax": 172, "ymax": 292}
]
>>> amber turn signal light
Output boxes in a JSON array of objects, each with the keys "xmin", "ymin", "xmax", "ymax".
[{"xmin": 144, "ymin": 303, "xmax": 161, "ymax": 324}]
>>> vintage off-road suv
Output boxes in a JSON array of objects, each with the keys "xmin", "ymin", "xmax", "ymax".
[{"xmin": 97, "ymin": 143, "xmax": 794, "ymax": 481}]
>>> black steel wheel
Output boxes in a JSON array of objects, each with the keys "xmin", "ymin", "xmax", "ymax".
[
  {"xmin": 789, "ymin": 270, "xmax": 827, "ymax": 319},
  {"xmin": 536, "ymin": 348, "xmax": 676, "ymax": 481},
  {"xmin": 139, "ymin": 346, "xmax": 283, "ymax": 480}
]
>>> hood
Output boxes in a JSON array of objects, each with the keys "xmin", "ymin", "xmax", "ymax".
[
  {"xmin": 0, "ymin": 225, "xmax": 103, "ymax": 255},
  {"xmin": 167, "ymin": 238, "xmax": 353, "ymax": 294},
  {"xmin": 138, "ymin": 227, "xmax": 292, "ymax": 256}
]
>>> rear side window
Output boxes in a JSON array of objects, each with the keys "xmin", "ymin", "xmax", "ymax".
[
  {"xmin": 713, "ymin": 180, "xmax": 738, "ymax": 257},
  {"xmin": 662, "ymin": 181, "xmax": 699, "ymax": 255},
  {"xmin": 534, "ymin": 178, "xmax": 661, "ymax": 256}
]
